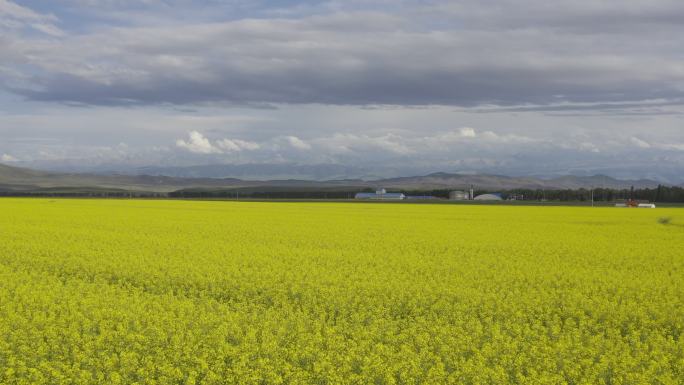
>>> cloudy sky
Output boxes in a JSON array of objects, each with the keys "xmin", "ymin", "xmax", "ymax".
[{"xmin": 1, "ymin": 0, "xmax": 683, "ymax": 181}]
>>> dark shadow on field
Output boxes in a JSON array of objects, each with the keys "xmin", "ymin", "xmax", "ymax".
[{"xmin": 658, "ymin": 217, "xmax": 684, "ymax": 228}]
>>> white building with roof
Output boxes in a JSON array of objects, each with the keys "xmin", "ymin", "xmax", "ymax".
[
  {"xmin": 355, "ymin": 188, "xmax": 405, "ymax": 200},
  {"xmin": 474, "ymin": 193, "xmax": 503, "ymax": 201}
]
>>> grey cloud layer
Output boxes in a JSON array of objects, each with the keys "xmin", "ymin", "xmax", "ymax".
[
  {"xmin": 0, "ymin": 0, "xmax": 63, "ymax": 36},
  {"xmin": 2, "ymin": 1, "xmax": 684, "ymax": 107},
  {"xmin": 2, "ymin": 1, "xmax": 683, "ymax": 183},
  {"xmin": 2, "ymin": 101, "xmax": 683, "ymax": 182}
]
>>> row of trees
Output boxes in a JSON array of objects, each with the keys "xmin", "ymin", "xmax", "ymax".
[
  {"xmin": 499, "ymin": 185, "xmax": 684, "ymax": 203},
  {"xmin": 3, "ymin": 185, "xmax": 684, "ymax": 202},
  {"xmin": 168, "ymin": 190, "xmax": 357, "ymax": 199},
  {"xmin": 402, "ymin": 185, "xmax": 684, "ymax": 202},
  {"xmin": 169, "ymin": 185, "xmax": 684, "ymax": 202},
  {"xmin": 0, "ymin": 191, "xmax": 165, "ymax": 198}
]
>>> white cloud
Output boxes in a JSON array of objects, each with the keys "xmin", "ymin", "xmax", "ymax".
[
  {"xmin": 216, "ymin": 138, "xmax": 260, "ymax": 152},
  {"xmin": 0, "ymin": 0, "xmax": 49, "ymax": 21},
  {"xmin": 176, "ymin": 131, "xmax": 220, "ymax": 154},
  {"xmin": 177, "ymin": 131, "xmax": 261, "ymax": 154},
  {"xmin": 368, "ymin": 134, "xmax": 414, "ymax": 155},
  {"xmin": 630, "ymin": 137, "xmax": 651, "ymax": 148},
  {"xmin": 460, "ymin": 127, "xmax": 477, "ymax": 138},
  {"xmin": 0, "ymin": 0, "xmax": 63, "ymax": 36},
  {"xmin": 1, "ymin": 153, "xmax": 18, "ymax": 162},
  {"xmin": 234, "ymin": 139, "xmax": 260, "ymax": 151},
  {"xmin": 578, "ymin": 142, "xmax": 600, "ymax": 153},
  {"xmin": 479, "ymin": 130, "xmax": 537, "ymax": 144},
  {"xmin": 661, "ymin": 143, "xmax": 684, "ymax": 151},
  {"xmin": 316, "ymin": 133, "xmax": 414, "ymax": 155},
  {"xmin": 421, "ymin": 127, "xmax": 536, "ymax": 151},
  {"xmin": 285, "ymin": 136, "xmax": 311, "ymax": 150}
]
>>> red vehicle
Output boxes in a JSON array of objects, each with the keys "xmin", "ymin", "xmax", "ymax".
[{"xmin": 626, "ymin": 186, "xmax": 638, "ymax": 207}]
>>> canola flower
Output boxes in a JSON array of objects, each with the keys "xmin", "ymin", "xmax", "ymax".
[{"xmin": 0, "ymin": 198, "xmax": 682, "ymax": 384}]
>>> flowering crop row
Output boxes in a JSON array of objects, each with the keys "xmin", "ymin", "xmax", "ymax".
[{"xmin": 0, "ymin": 199, "xmax": 682, "ymax": 384}]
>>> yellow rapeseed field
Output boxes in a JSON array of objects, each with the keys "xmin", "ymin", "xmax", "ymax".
[{"xmin": 0, "ymin": 198, "xmax": 682, "ymax": 384}]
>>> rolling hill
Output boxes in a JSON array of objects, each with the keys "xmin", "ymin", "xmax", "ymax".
[{"xmin": 0, "ymin": 163, "xmax": 666, "ymax": 194}]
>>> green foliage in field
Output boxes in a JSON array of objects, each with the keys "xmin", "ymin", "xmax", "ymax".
[{"xmin": 0, "ymin": 199, "xmax": 682, "ymax": 384}]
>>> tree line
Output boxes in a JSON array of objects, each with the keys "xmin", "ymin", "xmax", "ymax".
[
  {"xmin": 3, "ymin": 185, "xmax": 683, "ymax": 202},
  {"xmin": 168, "ymin": 185, "xmax": 684, "ymax": 202},
  {"xmin": 498, "ymin": 185, "xmax": 684, "ymax": 202}
]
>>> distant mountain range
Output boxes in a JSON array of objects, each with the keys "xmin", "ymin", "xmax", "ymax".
[
  {"xmin": 19, "ymin": 159, "xmax": 684, "ymax": 186},
  {"xmin": 375, "ymin": 172, "xmax": 662, "ymax": 190},
  {"xmin": 133, "ymin": 163, "xmax": 368, "ymax": 180},
  {"xmin": 0, "ymin": 163, "xmax": 669, "ymax": 194},
  {"xmin": 0, "ymin": 163, "xmax": 263, "ymax": 193}
]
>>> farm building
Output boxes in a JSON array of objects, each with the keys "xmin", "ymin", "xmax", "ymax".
[
  {"xmin": 405, "ymin": 195, "xmax": 439, "ymax": 200},
  {"xmin": 355, "ymin": 188, "xmax": 405, "ymax": 200},
  {"xmin": 474, "ymin": 193, "xmax": 503, "ymax": 201},
  {"xmin": 449, "ymin": 190, "xmax": 469, "ymax": 200},
  {"xmin": 616, "ymin": 203, "xmax": 656, "ymax": 208}
]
